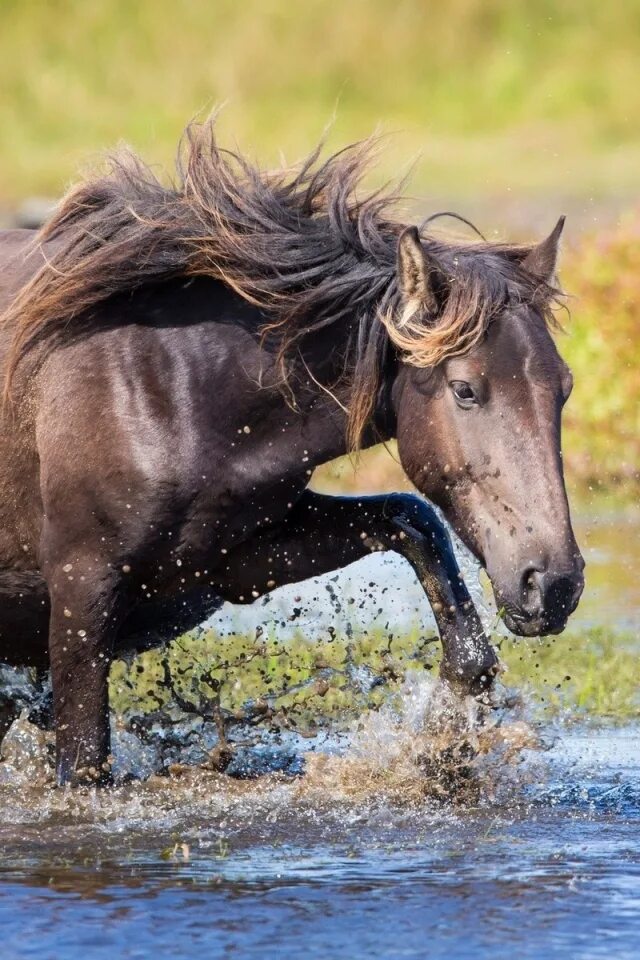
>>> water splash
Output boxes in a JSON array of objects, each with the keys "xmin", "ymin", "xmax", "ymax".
[
  {"xmin": 302, "ymin": 673, "xmax": 542, "ymax": 806},
  {"xmin": 0, "ymin": 714, "xmax": 53, "ymax": 789},
  {"xmin": 0, "ymin": 671, "xmax": 543, "ymax": 828}
]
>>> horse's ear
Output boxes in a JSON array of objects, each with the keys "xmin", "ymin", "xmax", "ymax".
[
  {"xmin": 397, "ymin": 226, "xmax": 439, "ymax": 313},
  {"xmin": 521, "ymin": 216, "xmax": 565, "ymax": 282}
]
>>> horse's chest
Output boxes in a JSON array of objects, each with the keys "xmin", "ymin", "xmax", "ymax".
[{"xmin": 163, "ymin": 414, "xmax": 325, "ymax": 561}]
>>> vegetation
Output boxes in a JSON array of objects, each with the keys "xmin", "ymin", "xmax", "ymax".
[
  {"xmin": 497, "ymin": 627, "xmax": 639, "ymax": 720},
  {"xmin": 562, "ymin": 218, "xmax": 640, "ymax": 492},
  {"xmin": 110, "ymin": 624, "xmax": 640, "ymax": 733},
  {"xmin": 1, "ymin": 0, "xmax": 640, "ymax": 202}
]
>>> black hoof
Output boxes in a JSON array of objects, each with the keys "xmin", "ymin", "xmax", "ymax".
[{"xmin": 440, "ymin": 648, "xmax": 501, "ymax": 696}]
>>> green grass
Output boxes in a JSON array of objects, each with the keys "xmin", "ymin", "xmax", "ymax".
[
  {"xmin": 110, "ymin": 624, "xmax": 640, "ymax": 730},
  {"xmin": 1, "ymin": 0, "xmax": 640, "ymax": 202},
  {"xmin": 497, "ymin": 627, "xmax": 640, "ymax": 721},
  {"xmin": 110, "ymin": 622, "xmax": 432, "ymax": 733}
]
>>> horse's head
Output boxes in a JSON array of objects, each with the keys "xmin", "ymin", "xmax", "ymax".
[{"xmin": 391, "ymin": 219, "xmax": 584, "ymax": 636}]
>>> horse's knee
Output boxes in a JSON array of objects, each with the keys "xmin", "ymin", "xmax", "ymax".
[{"xmin": 386, "ymin": 494, "xmax": 453, "ymax": 558}]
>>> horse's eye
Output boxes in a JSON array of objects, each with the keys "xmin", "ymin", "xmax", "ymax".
[{"xmin": 450, "ymin": 380, "xmax": 477, "ymax": 408}]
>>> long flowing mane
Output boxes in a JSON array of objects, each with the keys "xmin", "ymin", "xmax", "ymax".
[{"xmin": 1, "ymin": 116, "xmax": 559, "ymax": 446}]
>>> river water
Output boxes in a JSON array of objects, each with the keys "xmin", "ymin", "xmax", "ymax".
[{"xmin": 0, "ymin": 506, "xmax": 638, "ymax": 960}]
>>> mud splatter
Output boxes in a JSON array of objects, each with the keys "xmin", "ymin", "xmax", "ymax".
[{"xmin": 0, "ymin": 674, "xmax": 543, "ymax": 827}]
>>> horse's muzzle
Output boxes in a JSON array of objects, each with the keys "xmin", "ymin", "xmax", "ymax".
[{"xmin": 503, "ymin": 560, "xmax": 585, "ymax": 636}]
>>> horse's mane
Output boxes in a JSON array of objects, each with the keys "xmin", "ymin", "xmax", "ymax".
[{"xmin": 1, "ymin": 116, "xmax": 559, "ymax": 447}]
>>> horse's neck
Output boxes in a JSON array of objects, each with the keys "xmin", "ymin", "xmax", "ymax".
[{"xmin": 292, "ymin": 316, "xmax": 398, "ymax": 460}]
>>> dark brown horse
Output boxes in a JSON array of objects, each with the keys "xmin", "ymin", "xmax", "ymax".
[{"xmin": 0, "ymin": 121, "xmax": 583, "ymax": 785}]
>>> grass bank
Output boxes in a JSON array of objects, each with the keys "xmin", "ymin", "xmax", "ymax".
[{"xmin": 111, "ymin": 625, "xmax": 640, "ymax": 731}]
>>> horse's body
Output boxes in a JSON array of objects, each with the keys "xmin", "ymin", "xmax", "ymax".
[
  {"xmin": 0, "ymin": 240, "xmax": 466, "ymax": 654},
  {"xmin": 0, "ymin": 122, "xmax": 584, "ymax": 783}
]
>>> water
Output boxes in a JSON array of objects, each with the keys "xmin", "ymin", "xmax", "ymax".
[
  {"xmin": 0, "ymin": 721, "xmax": 638, "ymax": 960},
  {"xmin": 0, "ymin": 507, "xmax": 638, "ymax": 959}
]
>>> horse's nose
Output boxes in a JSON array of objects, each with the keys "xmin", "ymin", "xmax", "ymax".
[{"xmin": 521, "ymin": 563, "xmax": 584, "ymax": 632}]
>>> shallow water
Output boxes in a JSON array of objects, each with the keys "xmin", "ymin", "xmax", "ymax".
[
  {"xmin": 0, "ymin": 507, "xmax": 638, "ymax": 959},
  {"xmin": 0, "ymin": 722, "xmax": 638, "ymax": 960}
]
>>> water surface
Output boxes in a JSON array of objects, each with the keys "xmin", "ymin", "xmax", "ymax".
[
  {"xmin": 0, "ymin": 724, "xmax": 638, "ymax": 960},
  {"xmin": 0, "ymin": 507, "xmax": 638, "ymax": 959}
]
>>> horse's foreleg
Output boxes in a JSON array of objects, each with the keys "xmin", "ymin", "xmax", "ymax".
[
  {"xmin": 221, "ymin": 490, "xmax": 498, "ymax": 692},
  {"xmin": 377, "ymin": 494, "xmax": 499, "ymax": 691}
]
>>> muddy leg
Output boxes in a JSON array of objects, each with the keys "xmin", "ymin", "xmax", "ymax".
[
  {"xmin": 44, "ymin": 554, "xmax": 117, "ymax": 786},
  {"xmin": 219, "ymin": 490, "xmax": 498, "ymax": 692}
]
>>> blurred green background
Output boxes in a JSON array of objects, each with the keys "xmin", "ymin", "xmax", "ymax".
[
  {"xmin": 0, "ymin": 0, "xmax": 637, "ymax": 733},
  {"xmin": 0, "ymin": 0, "xmax": 638, "ymax": 492},
  {"xmin": 1, "ymin": 0, "xmax": 640, "ymax": 208}
]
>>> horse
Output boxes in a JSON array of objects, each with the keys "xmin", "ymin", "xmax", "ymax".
[{"xmin": 0, "ymin": 119, "xmax": 584, "ymax": 785}]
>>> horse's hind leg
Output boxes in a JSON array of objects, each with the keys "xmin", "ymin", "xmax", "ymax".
[
  {"xmin": 41, "ymin": 539, "xmax": 118, "ymax": 786},
  {"xmin": 219, "ymin": 490, "xmax": 498, "ymax": 692}
]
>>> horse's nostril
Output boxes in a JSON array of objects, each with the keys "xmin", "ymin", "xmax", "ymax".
[
  {"xmin": 519, "ymin": 565, "xmax": 581, "ymax": 617},
  {"xmin": 545, "ymin": 575, "xmax": 580, "ymax": 617},
  {"xmin": 537, "ymin": 572, "xmax": 582, "ymax": 629},
  {"xmin": 520, "ymin": 566, "xmax": 545, "ymax": 614},
  {"xmin": 509, "ymin": 562, "xmax": 582, "ymax": 633}
]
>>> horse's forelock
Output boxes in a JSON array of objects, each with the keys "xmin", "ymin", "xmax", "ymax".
[{"xmin": 381, "ymin": 240, "xmax": 561, "ymax": 373}]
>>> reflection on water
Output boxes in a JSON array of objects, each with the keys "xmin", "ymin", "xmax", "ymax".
[{"xmin": 0, "ymin": 725, "xmax": 638, "ymax": 960}]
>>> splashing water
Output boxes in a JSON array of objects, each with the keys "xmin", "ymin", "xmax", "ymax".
[
  {"xmin": 301, "ymin": 673, "xmax": 542, "ymax": 806},
  {"xmin": 0, "ymin": 668, "xmax": 544, "ymax": 829},
  {"xmin": 1, "ymin": 653, "xmax": 637, "ymax": 960},
  {"xmin": 1, "ymin": 517, "xmax": 638, "ymax": 959},
  {"xmin": 0, "ymin": 537, "xmax": 539, "ymax": 828}
]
